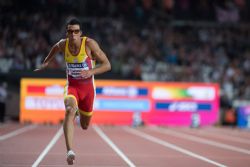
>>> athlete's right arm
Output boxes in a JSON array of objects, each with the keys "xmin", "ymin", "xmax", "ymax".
[{"xmin": 34, "ymin": 39, "xmax": 65, "ymax": 72}]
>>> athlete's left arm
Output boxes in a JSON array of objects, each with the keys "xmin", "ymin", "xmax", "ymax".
[{"xmin": 82, "ymin": 38, "xmax": 111, "ymax": 78}]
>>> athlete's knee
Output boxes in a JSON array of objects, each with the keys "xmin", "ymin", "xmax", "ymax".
[{"xmin": 65, "ymin": 106, "xmax": 77, "ymax": 116}]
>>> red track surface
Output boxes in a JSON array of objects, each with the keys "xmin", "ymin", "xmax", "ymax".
[{"xmin": 0, "ymin": 122, "xmax": 250, "ymax": 167}]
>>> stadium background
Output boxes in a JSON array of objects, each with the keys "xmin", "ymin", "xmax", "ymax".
[{"xmin": 0, "ymin": 0, "xmax": 250, "ymax": 127}]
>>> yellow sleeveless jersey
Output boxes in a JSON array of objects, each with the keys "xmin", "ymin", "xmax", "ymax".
[{"xmin": 64, "ymin": 37, "xmax": 95, "ymax": 80}]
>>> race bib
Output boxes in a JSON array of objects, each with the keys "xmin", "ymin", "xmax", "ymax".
[{"xmin": 67, "ymin": 62, "xmax": 89, "ymax": 79}]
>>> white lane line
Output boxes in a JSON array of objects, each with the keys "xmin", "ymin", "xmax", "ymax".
[
  {"xmin": 124, "ymin": 127, "xmax": 227, "ymax": 167},
  {"xmin": 207, "ymin": 127, "xmax": 250, "ymax": 138},
  {"xmin": 93, "ymin": 125, "xmax": 136, "ymax": 167},
  {"xmin": 0, "ymin": 125, "xmax": 37, "ymax": 141},
  {"xmin": 151, "ymin": 127, "xmax": 250, "ymax": 155},
  {"xmin": 183, "ymin": 128, "xmax": 250, "ymax": 144},
  {"xmin": 32, "ymin": 126, "xmax": 63, "ymax": 167}
]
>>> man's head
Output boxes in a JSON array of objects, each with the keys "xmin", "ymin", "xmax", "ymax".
[{"xmin": 66, "ymin": 18, "xmax": 82, "ymax": 41}]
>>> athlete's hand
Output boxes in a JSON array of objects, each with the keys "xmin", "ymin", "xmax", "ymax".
[
  {"xmin": 81, "ymin": 70, "xmax": 93, "ymax": 79},
  {"xmin": 34, "ymin": 63, "xmax": 49, "ymax": 72}
]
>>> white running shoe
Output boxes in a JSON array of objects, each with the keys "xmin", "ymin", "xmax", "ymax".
[{"xmin": 67, "ymin": 150, "xmax": 75, "ymax": 165}]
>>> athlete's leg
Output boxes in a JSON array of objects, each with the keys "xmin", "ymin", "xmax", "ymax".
[
  {"xmin": 77, "ymin": 81, "xmax": 95, "ymax": 130},
  {"xmin": 78, "ymin": 110, "xmax": 93, "ymax": 130},
  {"xmin": 63, "ymin": 96, "xmax": 77, "ymax": 165},
  {"xmin": 64, "ymin": 96, "xmax": 77, "ymax": 151}
]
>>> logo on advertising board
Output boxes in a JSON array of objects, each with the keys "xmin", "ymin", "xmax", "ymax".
[
  {"xmin": 27, "ymin": 85, "xmax": 64, "ymax": 95},
  {"xmin": 155, "ymin": 102, "xmax": 211, "ymax": 112},
  {"xmin": 96, "ymin": 86, "xmax": 148, "ymax": 97},
  {"xmin": 25, "ymin": 96, "xmax": 64, "ymax": 110},
  {"xmin": 25, "ymin": 85, "xmax": 65, "ymax": 110},
  {"xmin": 45, "ymin": 85, "xmax": 64, "ymax": 95},
  {"xmin": 94, "ymin": 99, "xmax": 150, "ymax": 112},
  {"xmin": 152, "ymin": 86, "xmax": 215, "ymax": 100}
]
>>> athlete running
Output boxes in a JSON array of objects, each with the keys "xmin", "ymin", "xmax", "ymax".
[{"xmin": 35, "ymin": 18, "xmax": 111, "ymax": 165}]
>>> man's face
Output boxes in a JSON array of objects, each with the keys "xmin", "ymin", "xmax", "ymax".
[{"xmin": 66, "ymin": 24, "xmax": 82, "ymax": 41}]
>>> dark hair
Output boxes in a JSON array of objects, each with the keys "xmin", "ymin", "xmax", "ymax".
[{"xmin": 66, "ymin": 18, "xmax": 81, "ymax": 29}]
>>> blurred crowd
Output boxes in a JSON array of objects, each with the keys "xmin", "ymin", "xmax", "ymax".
[{"xmin": 0, "ymin": 0, "xmax": 250, "ymax": 106}]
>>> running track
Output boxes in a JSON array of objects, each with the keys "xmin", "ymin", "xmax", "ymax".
[{"xmin": 0, "ymin": 122, "xmax": 250, "ymax": 167}]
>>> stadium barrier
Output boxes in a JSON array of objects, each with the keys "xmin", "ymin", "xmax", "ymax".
[{"xmin": 20, "ymin": 78, "xmax": 219, "ymax": 126}]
